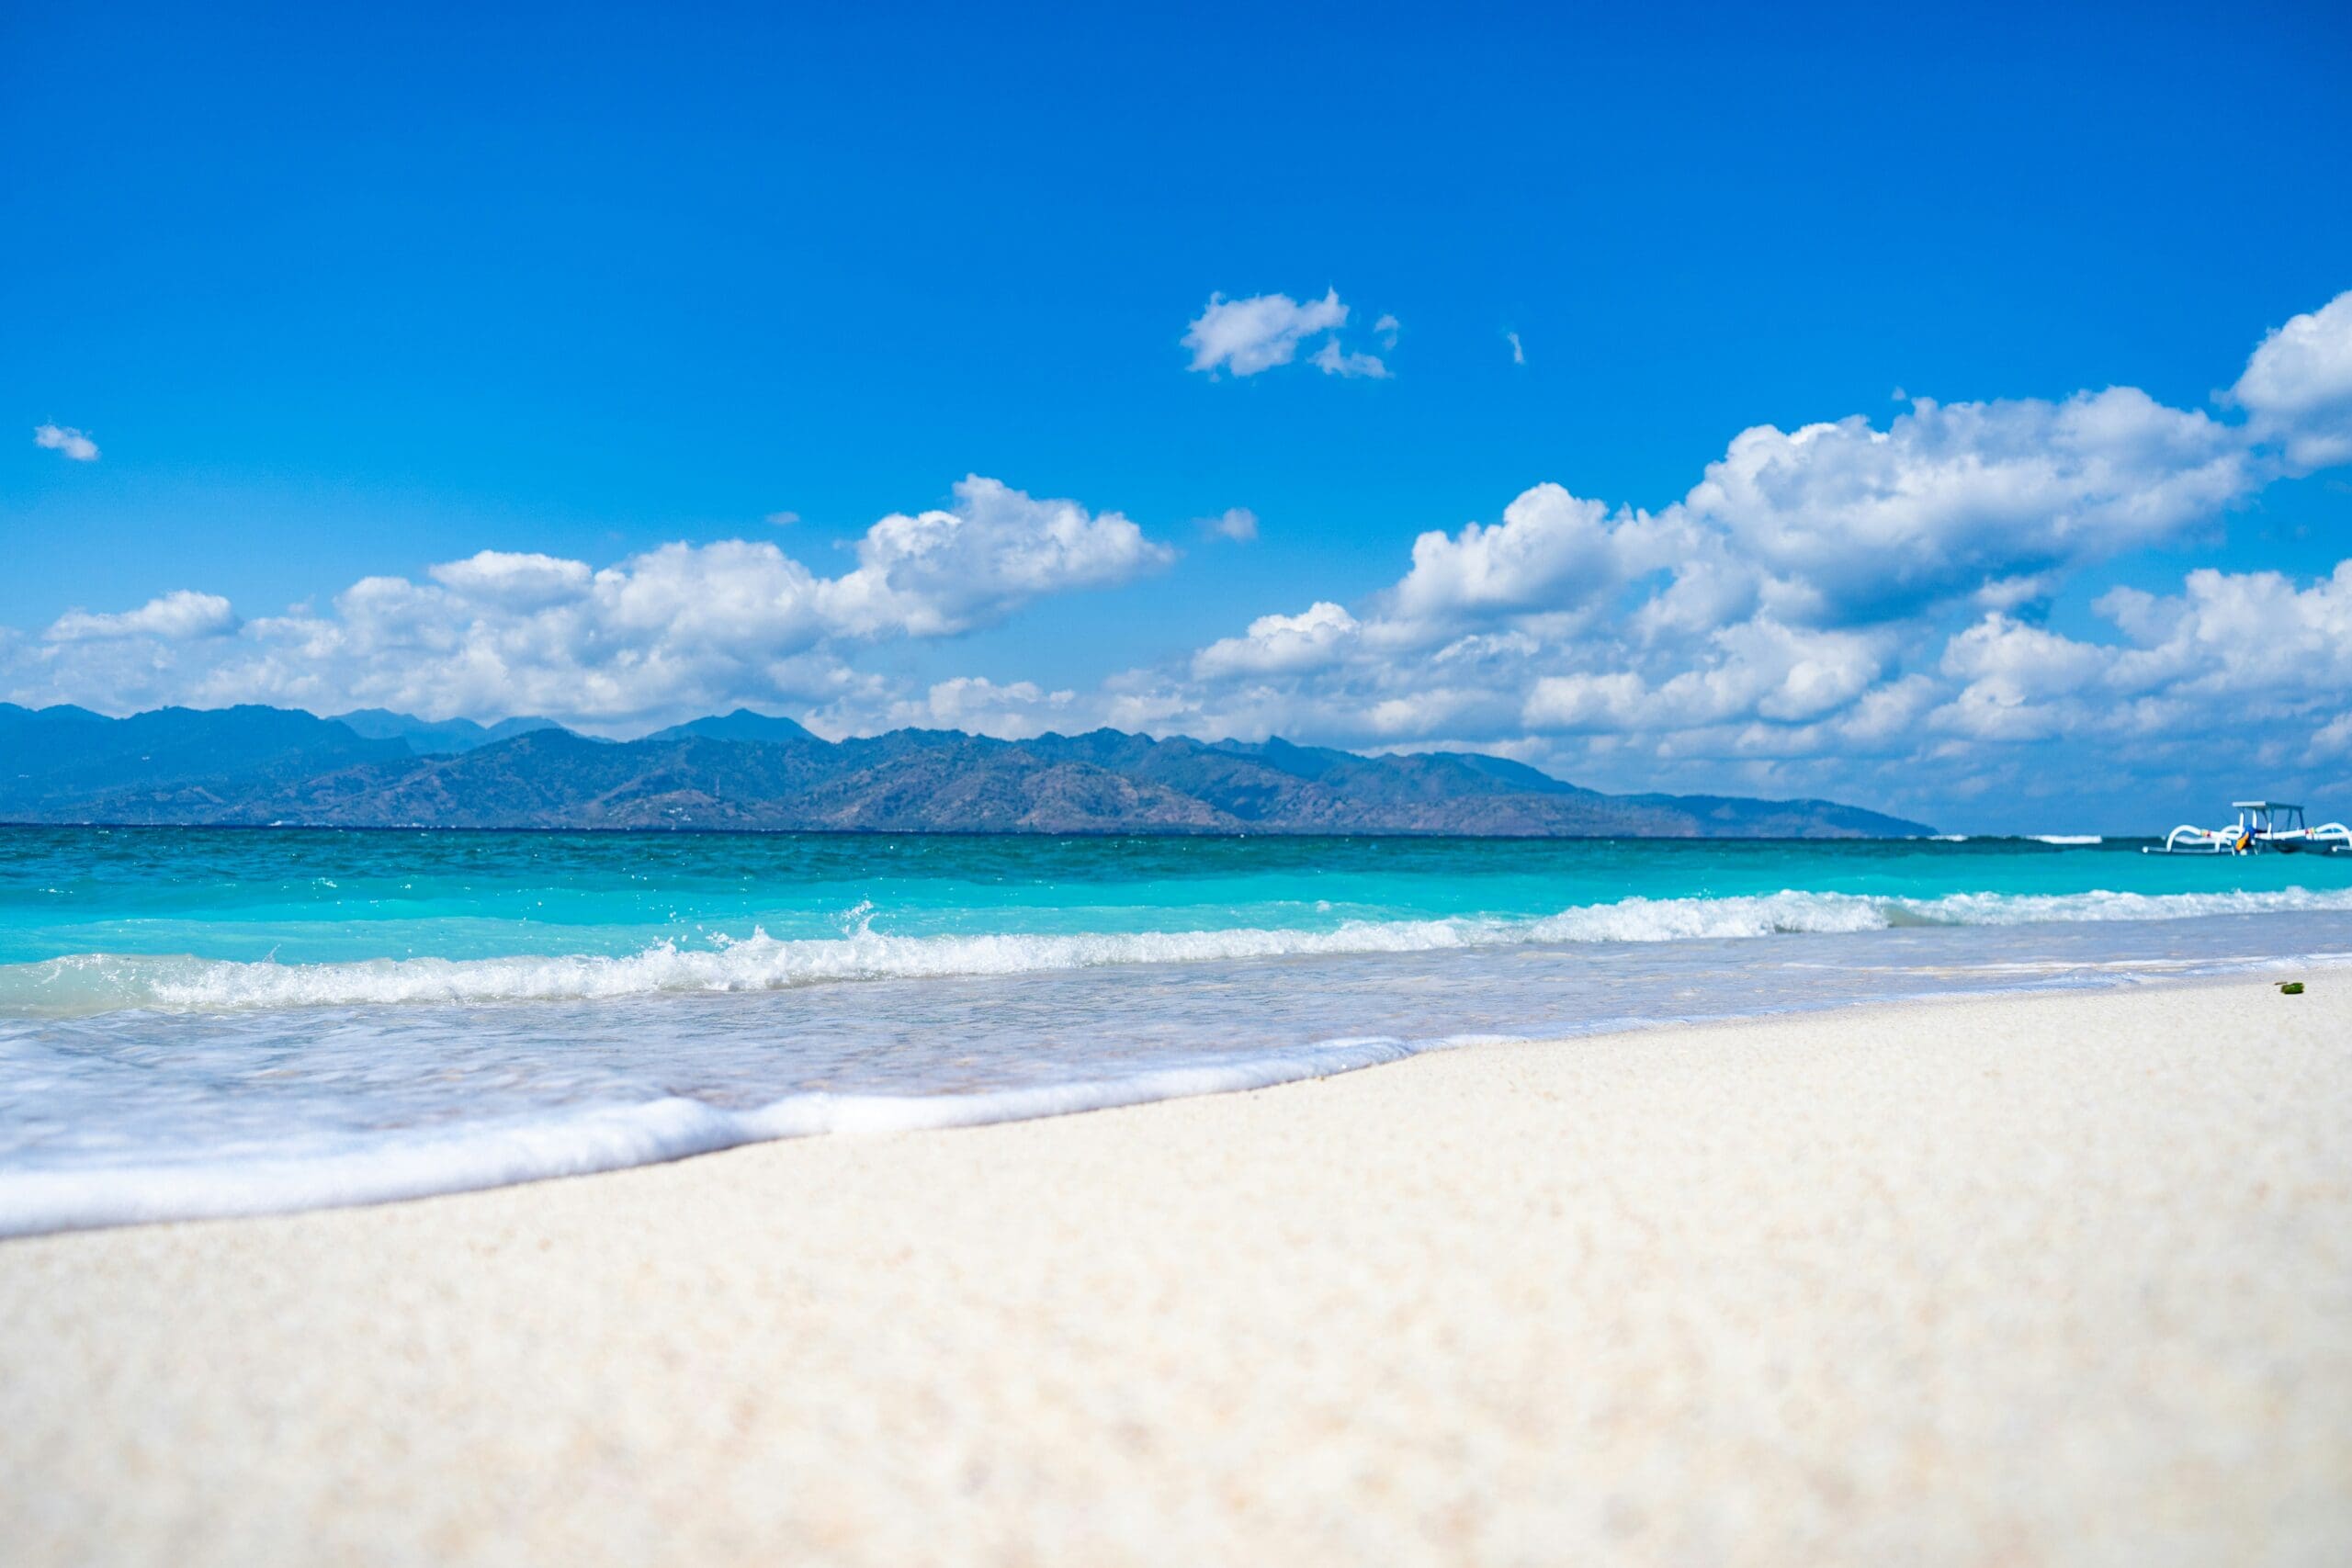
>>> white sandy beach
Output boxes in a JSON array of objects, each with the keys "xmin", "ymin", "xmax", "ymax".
[{"xmin": 4, "ymin": 977, "xmax": 2348, "ymax": 1567}]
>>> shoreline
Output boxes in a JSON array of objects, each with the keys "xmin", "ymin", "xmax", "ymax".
[
  {"xmin": 10, "ymin": 959, "xmax": 2347, "ymax": 1240},
  {"xmin": 5, "ymin": 979, "xmax": 2349, "ymax": 1563}
]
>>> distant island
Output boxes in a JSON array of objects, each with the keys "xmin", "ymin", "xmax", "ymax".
[{"xmin": 0, "ymin": 704, "xmax": 1934, "ymax": 837}]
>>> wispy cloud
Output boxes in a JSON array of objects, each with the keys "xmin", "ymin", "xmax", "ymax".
[
  {"xmin": 1310, "ymin": 340, "xmax": 1390, "ymax": 379},
  {"xmin": 765, "ymin": 510, "xmax": 801, "ymax": 525},
  {"xmin": 1374, "ymin": 314, "xmax": 1400, "ymax": 349},
  {"xmin": 1200, "ymin": 507, "xmax": 1259, "ymax": 543},
  {"xmin": 33, "ymin": 423, "xmax": 99, "ymax": 462},
  {"xmin": 1506, "ymin": 331, "xmax": 1525, "ymax": 366}
]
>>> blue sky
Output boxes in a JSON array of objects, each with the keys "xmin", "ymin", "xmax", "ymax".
[{"xmin": 6, "ymin": 1, "xmax": 2350, "ymax": 829}]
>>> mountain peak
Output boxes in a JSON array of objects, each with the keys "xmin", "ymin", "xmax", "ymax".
[{"xmin": 647, "ymin": 709, "xmax": 818, "ymax": 746}]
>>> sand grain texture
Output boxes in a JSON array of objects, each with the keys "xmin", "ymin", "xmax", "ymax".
[{"xmin": 4, "ymin": 980, "xmax": 2349, "ymax": 1566}]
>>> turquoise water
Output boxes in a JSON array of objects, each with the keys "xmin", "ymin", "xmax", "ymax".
[
  {"xmin": 9, "ymin": 827, "xmax": 2352, "ymax": 967},
  {"xmin": 4, "ymin": 827, "xmax": 2349, "ymax": 1235}
]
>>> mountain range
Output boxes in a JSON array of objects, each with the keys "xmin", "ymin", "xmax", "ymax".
[{"xmin": 0, "ymin": 704, "xmax": 1933, "ymax": 836}]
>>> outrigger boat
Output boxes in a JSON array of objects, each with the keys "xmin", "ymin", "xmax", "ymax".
[{"xmin": 2146, "ymin": 801, "xmax": 2352, "ymax": 855}]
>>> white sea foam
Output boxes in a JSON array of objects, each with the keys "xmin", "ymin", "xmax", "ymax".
[
  {"xmin": 2028, "ymin": 834, "xmax": 2104, "ymax": 845},
  {"xmin": 8, "ymin": 886, "xmax": 2352, "ymax": 1019},
  {"xmin": 0, "ymin": 1038, "xmax": 1422, "ymax": 1237}
]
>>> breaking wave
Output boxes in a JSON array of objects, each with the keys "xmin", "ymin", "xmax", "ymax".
[{"xmin": 11, "ymin": 886, "xmax": 2352, "ymax": 1020}]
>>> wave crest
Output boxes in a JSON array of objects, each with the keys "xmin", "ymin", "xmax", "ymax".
[{"xmin": 7, "ymin": 886, "xmax": 2350, "ymax": 1019}]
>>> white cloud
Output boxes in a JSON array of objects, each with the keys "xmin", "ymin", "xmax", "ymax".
[
  {"xmin": 1506, "ymin": 331, "xmax": 1525, "ymax": 366},
  {"xmin": 1309, "ymin": 339, "xmax": 1390, "ymax": 379},
  {"xmin": 13, "ymin": 290, "xmax": 2352, "ymax": 825},
  {"xmin": 33, "ymin": 423, "xmax": 99, "ymax": 462},
  {"xmin": 427, "ymin": 551, "xmax": 594, "ymax": 608},
  {"xmin": 1193, "ymin": 602, "xmax": 1360, "ymax": 679},
  {"xmin": 820, "ymin": 476, "xmax": 1173, "ymax": 638},
  {"xmin": 1182, "ymin": 289, "xmax": 1349, "ymax": 377},
  {"xmin": 1524, "ymin": 621, "xmax": 1884, "ymax": 734},
  {"xmin": 889, "ymin": 676, "xmax": 1074, "ymax": 739},
  {"xmin": 1926, "ymin": 563, "xmax": 2352, "ymax": 750},
  {"xmin": 1201, "ymin": 507, "xmax": 1259, "ymax": 543},
  {"xmin": 765, "ymin": 510, "xmax": 800, "ymax": 525},
  {"xmin": 2228, "ymin": 289, "xmax": 2352, "ymax": 470},
  {"xmin": 1516, "ymin": 670, "xmax": 1645, "ymax": 733},
  {"xmin": 2105, "ymin": 562, "xmax": 2352, "ymax": 699},
  {"xmin": 47, "ymin": 591, "xmax": 238, "ymax": 642},
  {"xmin": 1334, "ymin": 382, "xmax": 2264, "ymax": 649},
  {"xmin": 1387, "ymin": 484, "xmax": 1659, "ymax": 627},
  {"xmin": 1683, "ymin": 389, "xmax": 2253, "ymax": 622},
  {"xmin": 1932, "ymin": 615, "xmax": 2115, "ymax": 739},
  {"xmin": 6, "ymin": 478, "xmax": 1170, "ymax": 731},
  {"xmin": 1098, "ymin": 288, "xmax": 2352, "ymax": 817},
  {"xmin": 1182, "ymin": 289, "xmax": 1390, "ymax": 380}
]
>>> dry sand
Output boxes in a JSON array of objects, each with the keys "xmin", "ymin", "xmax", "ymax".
[{"xmin": 4, "ymin": 978, "xmax": 2348, "ymax": 1567}]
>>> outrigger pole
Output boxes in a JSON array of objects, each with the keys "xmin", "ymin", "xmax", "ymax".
[{"xmin": 2148, "ymin": 801, "xmax": 2352, "ymax": 855}]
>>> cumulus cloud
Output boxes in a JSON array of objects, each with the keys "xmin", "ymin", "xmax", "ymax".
[
  {"xmin": 1374, "ymin": 314, "xmax": 1400, "ymax": 348},
  {"xmin": 1200, "ymin": 507, "xmax": 1259, "ymax": 543},
  {"xmin": 2105, "ymin": 563, "xmax": 2352, "ymax": 700},
  {"xmin": 47, "ymin": 591, "xmax": 238, "ymax": 642},
  {"xmin": 1683, "ymin": 389, "xmax": 2252, "ymax": 622},
  {"xmin": 33, "ymin": 423, "xmax": 99, "ymax": 461},
  {"xmin": 2228, "ymin": 289, "xmax": 2352, "ymax": 470},
  {"xmin": 6, "ymin": 478, "xmax": 1169, "ymax": 731},
  {"xmin": 1386, "ymin": 485, "xmax": 1657, "ymax": 627},
  {"xmin": 13, "ymin": 290, "xmax": 2352, "ymax": 824},
  {"xmin": 1932, "ymin": 615, "xmax": 2118, "ymax": 740},
  {"xmin": 1193, "ymin": 602, "xmax": 1360, "ymax": 679},
  {"xmin": 1522, "ymin": 622, "xmax": 1885, "ymax": 733},
  {"xmin": 822, "ymin": 476, "xmax": 1173, "ymax": 637},
  {"xmin": 1928, "ymin": 563, "xmax": 2352, "ymax": 750},
  {"xmin": 1102, "ymin": 288, "xmax": 2352, "ymax": 816},
  {"xmin": 1357, "ymin": 384, "xmax": 2260, "ymax": 647}
]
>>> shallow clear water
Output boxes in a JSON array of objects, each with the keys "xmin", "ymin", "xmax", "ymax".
[{"xmin": 4, "ymin": 827, "xmax": 2347, "ymax": 1235}]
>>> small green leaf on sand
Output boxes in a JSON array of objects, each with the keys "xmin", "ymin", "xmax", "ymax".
[{"xmin": 2278, "ymin": 981, "xmax": 2305, "ymax": 995}]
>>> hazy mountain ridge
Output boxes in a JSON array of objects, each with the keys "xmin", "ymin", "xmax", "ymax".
[
  {"xmin": 332, "ymin": 709, "xmax": 568, "ymax": 754},
  {"xmin": 0, "ymin": 704, "xmax": 1934, "ymax": 836}
]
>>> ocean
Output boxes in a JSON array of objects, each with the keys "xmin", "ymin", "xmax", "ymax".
[{"xmin": 4, "ymin": 825, "xmax": 2348, "ymax": 1236}]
